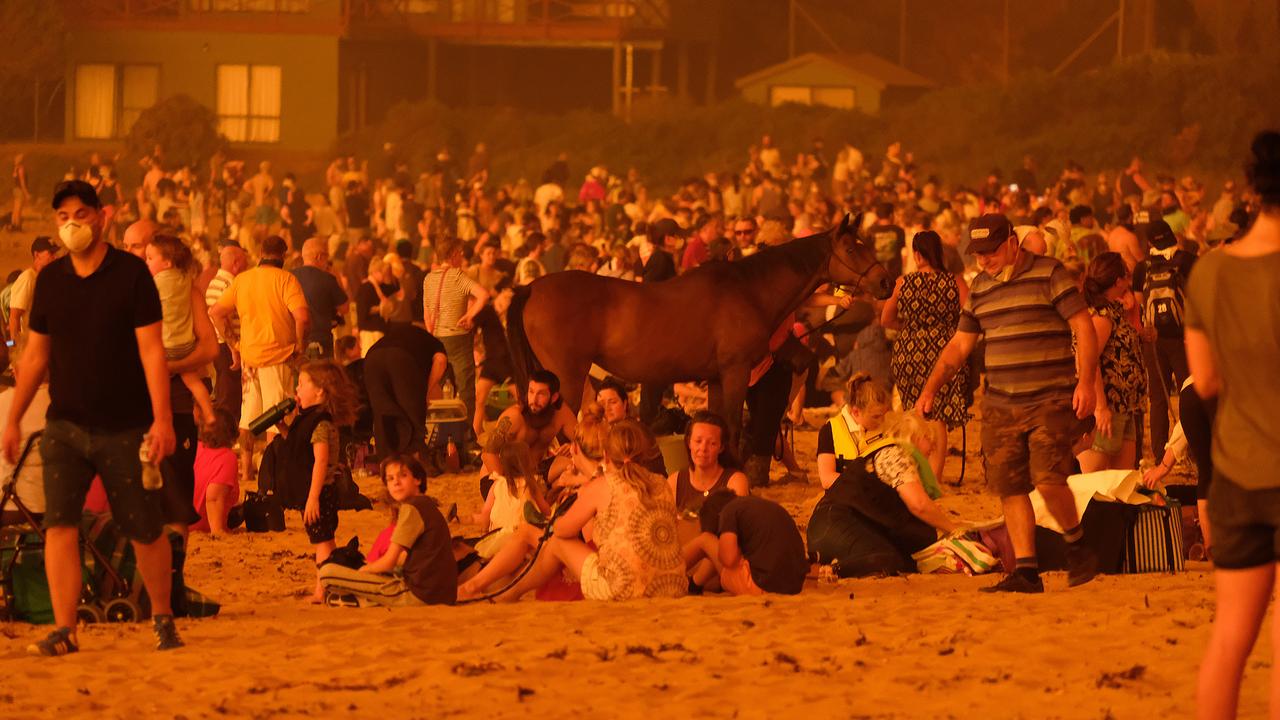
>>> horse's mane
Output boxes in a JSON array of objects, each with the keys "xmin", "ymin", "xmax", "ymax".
[{"xmin": 705, "ymin": 226, "xmax": 833, "ymax": 285}]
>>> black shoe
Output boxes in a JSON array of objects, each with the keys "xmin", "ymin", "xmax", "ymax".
[
  {"xmin": 27, "ymin": 626, "xmax": 78, "ymax": 657},
  {"xmin": 979, "ymin": 571, "xmax": 1044, "ymax": 594},
  {"xmin": 1067, "ymin": 543, "xmax": 1100, "ymax": 588},
  {"xmin": 153, "ymin": 614, "xmax": 184, "ymax": 651}
]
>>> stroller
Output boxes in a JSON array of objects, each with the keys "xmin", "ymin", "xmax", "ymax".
[{"xmin": 0, "ymin": 432, "xmax": 144, "ymax": 624}]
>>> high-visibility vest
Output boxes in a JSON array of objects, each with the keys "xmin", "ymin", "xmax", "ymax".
[{"xmin": 826, "ymin": 413, "xmax": 941, "ymax": 500}]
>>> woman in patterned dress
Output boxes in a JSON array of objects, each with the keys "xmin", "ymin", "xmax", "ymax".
[
  {"xmin": 882, "ymin": 231, "xmax": 970, "ymax": 482},
  {"xmin": 482, "ymin": 417, "xmax": 687, "ymax": 602},
  {"xmin": 1077, "ymin": 252, "xmax": 1148, "ymax": 472}
]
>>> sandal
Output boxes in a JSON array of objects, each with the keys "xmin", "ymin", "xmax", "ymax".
[{"xmin": 27, "ymin": 627, "xmax": 79, "ymax": 657}]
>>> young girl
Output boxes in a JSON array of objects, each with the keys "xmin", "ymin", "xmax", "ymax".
[
  {"xmin": 278, "ymin": 360, "xmax": 357, "ymax": 602},
  {"xmin": 192, "ymin": 409, "xmax": 239, "ymax": 536},
  {"xmin": 473, "ymin": 440, "xmax": 549, "ymax": 559},
  {"xmin": 143, "ymin": 234, "xmax": 215, "ymax": 426},
  {"xmin": 319, "ymin": 455, "xmax": 458, "ymax": 607}
]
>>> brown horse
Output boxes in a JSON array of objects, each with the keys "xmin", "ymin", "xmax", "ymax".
[{"xmin": 506, "ymin": 214, "xmax": 892, "ymax": 435}]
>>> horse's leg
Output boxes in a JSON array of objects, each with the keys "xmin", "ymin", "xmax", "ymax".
[{"xmin": 717, "ymin": 365, "xmax": 749, "ymax": 456}]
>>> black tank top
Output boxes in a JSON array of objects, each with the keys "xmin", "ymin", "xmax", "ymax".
[{"xmin": 675, "ymin": 467, "xmax": 734, "ymax": 514}]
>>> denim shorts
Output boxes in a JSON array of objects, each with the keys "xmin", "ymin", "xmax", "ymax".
[
  {"xmin": 40, "ymin": 419, "xmax": 165, "ymax": 543},
  {"xmin": 1208, "ymin": 473, "xmax": 1280, "ymax": 570}
]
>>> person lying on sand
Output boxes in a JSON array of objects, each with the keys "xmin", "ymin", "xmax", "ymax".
[
  {"xmin": 682, "ymin": 491, "xmax": 807, "ymax": 596},
  {"xmin": 319, "ymin": 455, "xmax": 458, "ymax": 607}
]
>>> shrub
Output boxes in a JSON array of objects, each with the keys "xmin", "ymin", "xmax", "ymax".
[{"xmin": 125, "ymin": 94, "xmax": 227, "ymax": 172}]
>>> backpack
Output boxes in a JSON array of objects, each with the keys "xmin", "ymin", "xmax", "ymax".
[{"xmin": 1142, "ymin": 254, "xmax": 1186, "ymax": 337}]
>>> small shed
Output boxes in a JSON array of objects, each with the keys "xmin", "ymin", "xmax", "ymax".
[{"xmin": 735, "ymin": 52, "xmax": 934, "ymax": 115}]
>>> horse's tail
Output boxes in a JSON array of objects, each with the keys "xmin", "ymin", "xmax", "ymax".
[{"xmin": 505, "ymin": 284, "xmax": 541, "ymax": 396}]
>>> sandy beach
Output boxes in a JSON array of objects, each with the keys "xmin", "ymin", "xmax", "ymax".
[{"xmin": 0, "ymin": 425, "xmax": 1258, "ymax": 720}]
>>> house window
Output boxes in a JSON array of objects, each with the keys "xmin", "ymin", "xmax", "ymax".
[
  {"xmin": 120, "ymin": 65, "xmax": 160, "ymax": 133},
  {"xmin": 813, "ymin": 87, "xmax": 855, "ymax": 110},
  {"xmin": 75, "ymin": 64, "xmax": 117, "ymax": 139},
  {"xmin": 769, "ymin": 85, "xmax": 857, "ymax": 110},
  {"xmin": 217, "ymin": 64, "xmax": 282, "ymax": 143},
  {"xmin": 769, "ymin": 85, "xmax": 811, "ymax": 107}
]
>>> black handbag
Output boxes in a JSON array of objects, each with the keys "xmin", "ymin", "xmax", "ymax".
[{"xmin": 241, "ymin": 491, "xmax": 285, "ymax": 533}]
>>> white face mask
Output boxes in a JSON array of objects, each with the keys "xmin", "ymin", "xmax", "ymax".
[{"xmin": 59, "ymin": 221, "xmax": 95, "ymax": 254}]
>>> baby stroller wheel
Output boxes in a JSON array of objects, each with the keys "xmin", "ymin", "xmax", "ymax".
[
  {"xmin": 76, "ymin": 604, "xmax": 106, "ymax": 625},
  {"xmin": 104, "ymin": 597, "xmax": 142, "ymax": 623}
]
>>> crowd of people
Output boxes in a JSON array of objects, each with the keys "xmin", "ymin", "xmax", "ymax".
[{"xmin": 2, "ymin": 127, "xmax": 1280, "ymax": 720}]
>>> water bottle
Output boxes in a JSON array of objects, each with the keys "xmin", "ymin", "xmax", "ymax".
[
  {"xmin": 140, "ymin": 436, "xmax": 163, "ymax": 490},
  {"xmin": 443, "ymin": 380, "xmax": 456, "ymax": 399}
]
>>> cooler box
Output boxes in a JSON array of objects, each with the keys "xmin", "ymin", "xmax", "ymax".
[{"xmin": 426, "ymin": 398, "xmax": 470, "ymax": 451}]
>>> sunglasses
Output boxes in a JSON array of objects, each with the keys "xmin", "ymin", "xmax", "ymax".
[{"xmin": 734, "ymin": 229, "xmax": 755, "ymax": 236}]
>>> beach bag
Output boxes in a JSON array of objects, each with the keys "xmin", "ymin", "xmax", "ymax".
[
  {"xmin": 1141, "ymin": 255, "xmax": 1186, "ymax": 337},
  {"xmin": 1123, "ymin": 500, "xmax": 1185, "ymax": 573},
  {"xmin": 0, "ymin": 530, "xmax": 53, "ymax": 623},
  {"xmin": 241, "ymin": 490, "xmax": 286, "ymax": 533},
  {"xmin": 912, "ymin": 535, "xmax": 997, "ymax": 575}
]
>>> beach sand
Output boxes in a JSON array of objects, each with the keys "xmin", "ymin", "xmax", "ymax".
[{"xmin": 0, "ymin": 426, "xmax": 1262, "ymax": 719}]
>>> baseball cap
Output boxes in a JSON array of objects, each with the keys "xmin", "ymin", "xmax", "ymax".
[
  {"xmin": 650, "ymin": 217, "xmax": 688, "ymax": 240},
  {"xmin": 30, "ymin": 236, "xmax": 56, "ymax": 255},
  {"xmin": 1141, "ymin": 219, "xmax": 1177, "ymax": 250},
  {"xmin": 966, "ymin": 213, "xmax": 1015, "ymax": 254}
]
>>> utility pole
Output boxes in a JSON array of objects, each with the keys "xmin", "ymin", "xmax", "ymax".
[
  {"xmin": 899, "ymin": 0, "xmax": 907, "ymax": 67},
  {"xmin": 1117, "ymin": 0, "xmax": 1125, "ymax": 58},
  {"xmin": 788, "ymin": 0, "xmax": 796, "ymax": 59},
  {"xmin": 1002, "ymin": 0, "xmax": 1011, "ymax": 81}
]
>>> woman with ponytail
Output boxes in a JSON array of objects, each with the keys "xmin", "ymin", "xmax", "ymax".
[
  {"xmin": 1194, "ymin": 131, "xmax": 1280, "ymax": 719},
  {"xmin": 463, "ymin": 418, "xmax": 686, "ymax": 602},
  {"xmin": 881, "ymin": 230, "xmax": 970, "ymax": 481},
  {"xmin": 1076, "ymin": 251, "xmax": 1146, "ymax": 472}
]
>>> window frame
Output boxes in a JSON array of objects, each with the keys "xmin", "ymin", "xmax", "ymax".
[{"xmin": 216, "ymin": 62, "xmax": 283, "ymax": 145}]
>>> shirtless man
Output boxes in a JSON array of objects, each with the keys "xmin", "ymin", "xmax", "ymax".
[
  {"xmin": 1106, "ymin": 205, "xmax": 1144, "ymax": 270},
  {"xmin": 481, "ymin": 370, "xmax": 577, "ymax": 490}
]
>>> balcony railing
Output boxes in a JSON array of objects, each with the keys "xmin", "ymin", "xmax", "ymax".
[{"xmin": 67, "ymin": 0, "xmax": 669, "ymax": 38}]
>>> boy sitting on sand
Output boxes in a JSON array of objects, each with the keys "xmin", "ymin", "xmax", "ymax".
[
  {"xmin": 319, "ymin": 455, "xmax": 457, "ymax": 606},
  {"xmin": 683, "ymin": 491, "xmax": 807, "ymax": 596}
]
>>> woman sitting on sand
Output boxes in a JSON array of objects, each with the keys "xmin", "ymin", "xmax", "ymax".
[
  {"xmin": 459, "ymin": 411, "xmax": 610, "ymax": 595},
  {"xmin": 808, "ymin": 408, "xmax": 961, "ymax": 578},
  {"xmin": 668, "ymin": 411, "xmax": 749, "ymax": 544},
  {"xmin": 461, "ymin": 418, "xmax": 687, "ymax": 602}
]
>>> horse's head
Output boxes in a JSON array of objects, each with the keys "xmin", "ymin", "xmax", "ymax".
[{"xmin": 828, "ymin": 213, "xmax": 892, "ymax": 299}]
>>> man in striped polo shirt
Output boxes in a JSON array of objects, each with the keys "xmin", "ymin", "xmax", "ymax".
[
  {"xmin": 423, "ymin": 237, "xmax": 490, "ymax": 443},
  {"xmin": 919, "ymin": 213, "xmax": 1100, "ymax": 593}
]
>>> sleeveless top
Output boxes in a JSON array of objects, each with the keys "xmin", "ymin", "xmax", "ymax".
[
  {"xmin": 593, "ymin": 469, "xmax": 687, "ymax": 600},
  {"xmin": 674, "ymin": 467, "xmax": 735, "ymax": 515},
  {"xmin": 488, "ymin": 475, "xmax": 527, "ymax": 532}
]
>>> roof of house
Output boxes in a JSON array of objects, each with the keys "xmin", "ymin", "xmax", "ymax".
[{"xmin": 735, "ymin": 52, "xmax": 936, "ymax": 90}]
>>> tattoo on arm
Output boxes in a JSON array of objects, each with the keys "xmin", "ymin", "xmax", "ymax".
[{"xmin": 485, "ymin": 416, "xmax": 512, "ymax": 453}]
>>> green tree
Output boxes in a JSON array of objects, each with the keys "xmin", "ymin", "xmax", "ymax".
[{"xmin": 125, "ymin": 94, "xmax": 227, "ymax": 172}]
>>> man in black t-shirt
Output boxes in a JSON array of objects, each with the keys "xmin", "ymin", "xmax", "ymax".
[
  {"xmin": 869, "ymin": 202, "xmax": 906, "ymax": 279},
  {"xmin": 2, "ymin": 180, "xmax": 183, "ymax": 655},
  {"xmin": 683, "ymin": 492, "xmax": 807, "ymax": 595},
  {"xmin": 293, "ymin": 238, "xmax": 349, "ymax": 358},
  {"xmin": 365, "ymin": 323, "xmax": 448, "ymax": 460}
]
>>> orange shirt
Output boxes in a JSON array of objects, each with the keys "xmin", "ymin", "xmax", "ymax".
[{"xmin": 215, "ymin": 265, "xmax": 306, "ymax": 368}]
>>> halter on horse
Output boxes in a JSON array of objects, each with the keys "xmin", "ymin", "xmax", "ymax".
[{"xmin": 506, "ymin": 213, "xmax": 892, "ymax": 439}]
